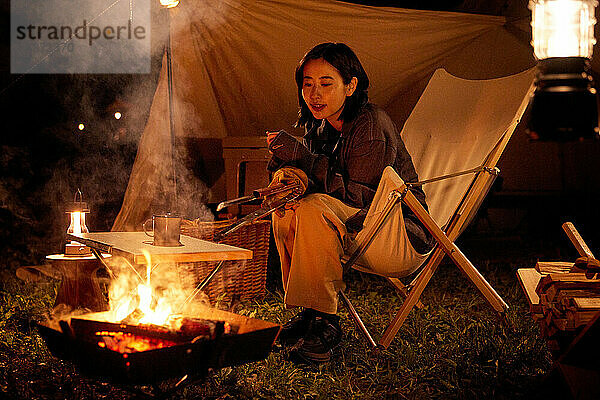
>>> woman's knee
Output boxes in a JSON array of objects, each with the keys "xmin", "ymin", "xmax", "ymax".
[
  {"xmin": 293, "ymin": 194, "xmax": 330, "ymax": 219},
  {"xmin": 271, "ymin": 194, "xmax": 325, "ymax": 234}
]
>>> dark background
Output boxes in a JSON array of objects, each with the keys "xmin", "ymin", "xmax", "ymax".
[{"xmin": 1, "ymin": 0, "xmax": 167, "ymax": 268}]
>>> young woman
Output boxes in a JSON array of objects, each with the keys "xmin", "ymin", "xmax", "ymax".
[{"xmin": 267, "ymin": 43, "xmax": 433, "ymax": 364}]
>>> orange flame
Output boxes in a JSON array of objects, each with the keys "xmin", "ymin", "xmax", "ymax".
[{"xmin": 108, "ymin": 250, "xmax": 185, "ymax": 327}]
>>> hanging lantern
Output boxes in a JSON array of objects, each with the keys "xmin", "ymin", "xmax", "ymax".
[
  {"xmin": 531, "ymin": 0, "xmax": 596, "ymax": 58},
  {"xmin": 65, "ymin": 190, "xmax": 91, "ymax": 256},
  {"xmin": 160, "ymin": 0, "xmax": 179, "ymax": 8},
  {"xmin": 527, "ymin": 0, "xmax": 599, "ymax": 141}
]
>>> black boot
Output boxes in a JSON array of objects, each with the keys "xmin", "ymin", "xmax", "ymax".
[
  {"xmin": 286, "ymin": 313, "xmax": 342, "ymax": 364},
  {"xmin": 278, "ymin": 308, "xmax": 315, "ymax": 347}
]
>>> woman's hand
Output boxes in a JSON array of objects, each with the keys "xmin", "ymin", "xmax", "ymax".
[{"xmin": 266, "ymin": 131, "xmax": 279, "ymax": 153}]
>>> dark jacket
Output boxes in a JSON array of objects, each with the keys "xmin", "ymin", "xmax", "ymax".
[{"xmin": 268, "ymin": 103, "xmax": 433, "ymax": 253}]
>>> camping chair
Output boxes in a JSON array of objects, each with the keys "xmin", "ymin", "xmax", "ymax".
[{"xmin": 339, "ymin": 68, "xmax": 536, "ymax": 349}]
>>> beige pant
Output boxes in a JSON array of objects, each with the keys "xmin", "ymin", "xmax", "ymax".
[{"xmin": 272, "ymin": 166, "xmax": 431, "ymax": 314}]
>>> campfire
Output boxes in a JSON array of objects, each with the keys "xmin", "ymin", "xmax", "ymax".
[
  {"xmin": 69, "ymin": 250, "xmax": 236, "ymax": 350},
  {"xmin": 106, "ymin": 250, "xmax": 198, "ymax": 330},
  {"xmin": 38, "ymin": 249, "xmax": 280, "ymax": 384}
]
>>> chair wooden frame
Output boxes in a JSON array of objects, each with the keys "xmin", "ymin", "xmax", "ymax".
[{"xmin": 340, "ymin": 83, "xmax": 535, "ymax": 349}]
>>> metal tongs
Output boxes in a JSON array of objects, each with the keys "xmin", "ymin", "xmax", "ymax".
[
  {"xmin": 183, "ymin": 182, "xmax": 303, "ymax": 306},
  {"xmin": 216, "ymin": 183, "xmax": 302, "ymax": 212},
  {"xmin": 214, "ymin": 182, "xmax": 303, "ymax": 242}
]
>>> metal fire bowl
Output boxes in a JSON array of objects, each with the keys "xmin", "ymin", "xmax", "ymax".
[{"xmin": 37, "ymin": 309, "xmax": 280, "ymax": 384}]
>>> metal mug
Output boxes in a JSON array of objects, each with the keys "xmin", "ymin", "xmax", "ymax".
[{"xmin": 143, "ymin": 214, "xmax": 182, "ymax": 246}]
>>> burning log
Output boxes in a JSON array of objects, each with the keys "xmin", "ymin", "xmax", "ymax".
[
  {"xmin": 93, "ymin": 317, "xmax": 236, "ymax": 353},
  {"xmin": 36, "ymin": 206, "xmax": 279, "ymax": 385},
  {"xmin": 97, "ymin": 331, "xmax": 178, "ymax": 353},
  {"xmin": 70, "ymin": 313, "xmax": 237, "ymax": 348}
]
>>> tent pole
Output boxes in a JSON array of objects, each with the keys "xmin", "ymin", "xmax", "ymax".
[{"xmin": 166, "ymin": 9, "xmax": 178, "ymax": 212}]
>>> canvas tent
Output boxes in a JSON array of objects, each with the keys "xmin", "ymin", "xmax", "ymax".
[{"xmin": 113, "ymin": 0, "xmax": 588, "ymax": 231}]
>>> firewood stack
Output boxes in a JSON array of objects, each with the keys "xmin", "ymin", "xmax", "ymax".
[
  {"xmin": 533, "ymin": 262, "xmax": 600, "ymax": 353},
  {"xmin": 530, "ymin": 223, "xmax": 600, "ymax": 355}
]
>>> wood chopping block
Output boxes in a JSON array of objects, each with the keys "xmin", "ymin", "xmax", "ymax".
[{"xmin": 46, "ymin": 254, "xmax": 111, "ymax": 312}]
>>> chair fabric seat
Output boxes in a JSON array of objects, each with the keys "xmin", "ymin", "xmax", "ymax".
[{"xmin": 340, "ymin": 67, "xmax": 536, "ymax": 349}]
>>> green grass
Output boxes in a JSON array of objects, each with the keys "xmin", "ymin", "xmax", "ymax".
[{"xmin": 0, "ymin": 255, "xmax": 552, "ymax": 399}]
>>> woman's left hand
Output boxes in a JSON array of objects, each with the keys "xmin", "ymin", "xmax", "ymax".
[{"xmin": 266, "ymin": 131, "xmax": 279, "ymax": 153}]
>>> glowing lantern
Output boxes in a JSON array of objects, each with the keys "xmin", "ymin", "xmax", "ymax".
[
  {"xmin": 65, "ymin": 190, "xmax": 91, "ymax": 256},
  {"xmin": 527, "ymin": 0, "xmax": 599, "ymax": 141},
  {"xmin": 78, "ymin": 123, "xmax": 85, "ymax": 131},
  {"xmin": 114, "ymin": 111, "xmax": 122, "ymax": 120},
  {"xmin": 531, "ymin": 0, "xmax": 596, "ymax": 59}
]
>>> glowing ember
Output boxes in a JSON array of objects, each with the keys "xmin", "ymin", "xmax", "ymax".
[
  {"xmin": 87, "ymin": 317, "xmax": 227, "ymax": 354},
  {"xmin": 114, "ymin": 111, "xmax": 122, "ymax": 120},
  {"xmin": 96, "ymin": 331, "xmax": 177, "ymax": 353},
  {"xmin": 78, "ymin": 123, "xmax": 85, "ymax": 131}
]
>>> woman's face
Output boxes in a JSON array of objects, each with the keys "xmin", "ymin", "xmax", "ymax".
[{"xmin": 301, "ymin": 58, "xmax": 357, "ymax": 129}]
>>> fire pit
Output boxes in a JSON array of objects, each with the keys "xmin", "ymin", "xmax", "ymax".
[
  {"xmin": 37, "ymin": 232, "xmax": 278, "ymax": 385},
  {"xmin": 38, "ymin": 307, "xmax": 280, "ymax": 384}
]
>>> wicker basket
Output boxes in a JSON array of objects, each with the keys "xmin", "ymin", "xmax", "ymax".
[{"xmin": 178, "ymin": 219, "xmax": 270, "ymax": 303}]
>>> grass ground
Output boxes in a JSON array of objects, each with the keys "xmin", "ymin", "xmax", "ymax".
[{"xmin": 0, "ymin": 238, "xmax": 555, "ymax": 400}]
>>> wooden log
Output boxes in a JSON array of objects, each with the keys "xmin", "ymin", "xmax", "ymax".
[
  {"xmin": 566, "ymin": 309, "xmax": 600, "ymax": 329},
  {"xmin": 562, "ymin": 222, "xmax": 596, "ymax": 259},
  {"xmin": 556, "ymin": 291, "xmax": 600, "ymax": 310},
  {"xmin": 572, "ymin": 257, "xmax": 600, "ymax": 276},
  {"xmin": 536, "ymin": 274, "xmax": 600, "ymax": 297},
  {"xmin": 535, "ymin": 261, "xmax": 574, "ymax": 275},
  {"xmin": 560, "ymin": 290, "xmax": 600, "ymax": 302},
  {"xmin": 573, "ymin": 298, "xmax": 600, "ymax": 310}
]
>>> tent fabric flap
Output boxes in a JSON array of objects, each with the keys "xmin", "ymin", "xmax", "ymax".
[{"xmin": 113, "ymin": 0, "xmax": 535, "ymax": 231}]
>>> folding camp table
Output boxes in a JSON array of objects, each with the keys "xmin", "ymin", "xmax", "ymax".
[
  {"xmin": 63, "ymin": 232, "xmax": 252, "ymax": 309},
  {"xmin": 67, "ymin": 232, "xmax": 252, "ymax": 265}
]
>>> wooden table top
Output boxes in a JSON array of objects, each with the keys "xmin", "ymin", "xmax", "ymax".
[{"xmin": 67, "ymin": 232, "xmax": 252, "ymax": 264}]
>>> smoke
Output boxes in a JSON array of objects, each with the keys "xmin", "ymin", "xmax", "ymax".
[
  {"xmin": 3, "ymin": 1, "xmax": 242, "ymax": 268},
  {"xmin": 28, "ymin": 3, "xmax": 185, "ymax": 232},
  {"xmin": 46, "ymin": 304, "xmax": 91, "ymax": 324},
  {"xmin": 38, "ymin": 130, "xmax": 137, "ymax": 234},
  {"xmin": 100, "ymin": 256, "xmax": 252, "ymax": 320},
  {"xmin": 172, "ymin": 142, "xmax": 216, "ymax": 222},
  {"xmin": 34, "ymin": 0, "xmax": 247, "ymax": 227}
]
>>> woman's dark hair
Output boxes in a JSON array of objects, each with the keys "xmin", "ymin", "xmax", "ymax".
[{"xmin": 294, "ymin": 42, "xmax": 369, "ymax": 128}]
